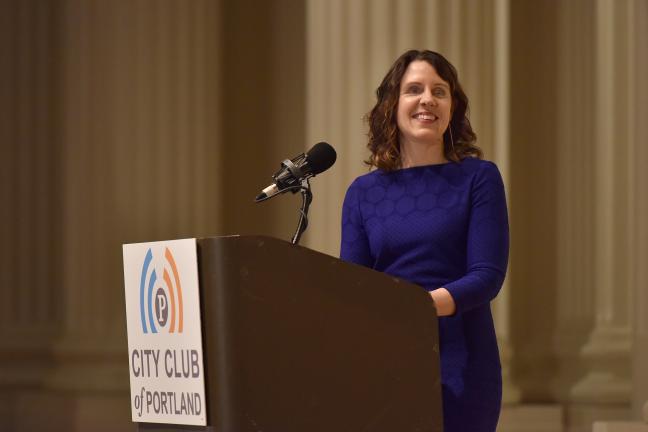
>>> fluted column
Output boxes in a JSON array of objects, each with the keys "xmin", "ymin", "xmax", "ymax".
[
  {"xmin": 571, "ymin": 0, "xmax": 633, "ymax": 403},
  {"xmin": 552, "ymin": 0, "xmax": 598, "ymax": 401},
  {"xmin": 0, "ymin": 0, "xmax": 63, "ymax": 387},
  {"xmin": 490, "ymin": 0, "xmax": 522, "ymax": 405},
  {"xmin": 631, "ymin": 0, "xmax": 648, "ymax": 419},
  {"xmin": 47, "ymin": 0, "xmax": 222, "ymax": 392},
  {"xmin": 306, "ymin": 0, "xmax": 375, "ymax": 256},
  {"xmin": 591, "ymin": 4, "xmax": 648, "ymax": 426},
  {"xmin": 305, "ymin": 0, "xmax": 520, "ymax": 404}
]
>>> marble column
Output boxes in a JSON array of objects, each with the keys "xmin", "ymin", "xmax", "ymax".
[
  {"xmin": 570, "ymin": 0, "xmax": 633, "ymax": 404},
  {"xmin": 553, "ymin": 0, "xmax": 598, "ymax": 401},
  {"xmin": 490, "ymin": 0, "xmax": 522, "ymax": 405},
  {"xmin": 0, "ymin": 0, "xmax": 63, "ymax": 388},
  {"xmin": 305, "ymin": 0, "xmax": 520, "ymax": 405},
  {"xmin": 630, "ymin": 0, "xmax": 648, "ymax": 420},
  {"xmin": 306, "ymin": 0, "xmax": 377, "ymax": 256}
]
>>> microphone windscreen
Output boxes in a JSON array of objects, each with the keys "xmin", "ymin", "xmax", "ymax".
[{"xmin": 306, "ymin": 142, "xmax": 337, "ymax": 175}]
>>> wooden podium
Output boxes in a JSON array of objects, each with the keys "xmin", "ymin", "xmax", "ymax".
[{"xmin": 136, "ymin": 235, "xmax": 443, "ymax": 432}]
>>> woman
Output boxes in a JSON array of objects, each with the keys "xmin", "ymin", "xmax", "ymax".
[{"xmin": 340, "ymin": 50, "xmax": 508, "ymax": 431}]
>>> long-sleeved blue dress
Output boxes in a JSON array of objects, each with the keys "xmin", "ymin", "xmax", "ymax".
[{"xmin": 340, "ymin": 157, "xmax": 509, "ymax": 432}]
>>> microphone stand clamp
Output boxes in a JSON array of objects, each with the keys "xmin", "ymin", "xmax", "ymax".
[{"xmin": 291, "ymin": 178, "xmax": 313, "ymax": 245}]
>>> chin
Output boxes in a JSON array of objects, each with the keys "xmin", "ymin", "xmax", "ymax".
[{"xmin": 413, "ymin": 132, "xmax": 443, "ymax": 144}]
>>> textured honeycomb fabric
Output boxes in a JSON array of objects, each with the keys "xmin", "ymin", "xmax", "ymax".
[{"xmin": 340, "ymin": 157, "xmax": 509, "ymax": 432}]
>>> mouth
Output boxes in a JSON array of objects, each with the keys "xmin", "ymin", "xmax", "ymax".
[{"xmin": 412, "ymin": 112, "xmax": 438, "ymax": 122}]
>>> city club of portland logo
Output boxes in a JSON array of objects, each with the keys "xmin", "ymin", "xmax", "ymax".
[{"xmin": 139, "ymin": 247, "xmax": 184, "ymax": 334}]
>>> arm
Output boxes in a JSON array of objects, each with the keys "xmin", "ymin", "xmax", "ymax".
[
  {"xmin": 439, "ymin": 161, "xmax": 509, "ymax": 315},
  {"xmin": 340, "ymin": 179, "xmax": 373, "ymax": 267}
]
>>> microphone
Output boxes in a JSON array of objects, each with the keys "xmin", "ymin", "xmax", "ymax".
[{"xmin": 255, "ymin": 142, "xmax": 337, "ymax": 202}]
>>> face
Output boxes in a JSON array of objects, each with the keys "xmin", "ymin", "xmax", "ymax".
[{"xmin": 396, "ymin": 60, "xmax": 452, "ymax": 149}]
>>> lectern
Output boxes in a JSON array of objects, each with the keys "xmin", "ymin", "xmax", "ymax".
[{"xmin": 128, "ymin": 235, "xmax": 443, "ymax": 432}]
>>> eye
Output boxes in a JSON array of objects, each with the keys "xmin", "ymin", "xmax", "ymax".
[
  {"xmin": 433, "ymin": 87, "xmax": 447, "ymax": 97},
  {"xmin": 404, "ymin": 84, "xmax": 422, "ymax": 94}
]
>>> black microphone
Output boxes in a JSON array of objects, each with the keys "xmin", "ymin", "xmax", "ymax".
[{"xmin": 255, "ymin": 142, "xmax": 337, "ymax": 202}]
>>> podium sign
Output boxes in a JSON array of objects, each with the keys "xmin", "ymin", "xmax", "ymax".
[{"xmin": 123, "ymin": 238, "xmax": 207, "ymax": 426}]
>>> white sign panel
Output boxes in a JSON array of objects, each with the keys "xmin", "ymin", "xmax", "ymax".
[{"xmin": 123, "ymin": 238, "xmax": 206, "ymax": 426}]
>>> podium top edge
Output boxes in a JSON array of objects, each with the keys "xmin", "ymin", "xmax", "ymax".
[{"xmin": 122, "ymin": 235, "xmax": 299, "ymax": 247}]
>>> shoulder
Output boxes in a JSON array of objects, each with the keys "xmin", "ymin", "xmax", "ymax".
[
  {"xmin": 460, "ymin": 158, "xmax": 504, "ymax": 185},
  {"xmin": 459, "ymin": 157, "xmax": 499, "ymax": 173},
  {"xmin": 345, "ymin": 169, "xmax": 386, "ymax": 192}
]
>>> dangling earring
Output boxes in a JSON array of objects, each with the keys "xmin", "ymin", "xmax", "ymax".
[{"xmin": 448, "ymin": 125, "xmax": 456, "ymax": 157}]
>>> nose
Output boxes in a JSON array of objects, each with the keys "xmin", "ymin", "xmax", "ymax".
[{"xmin": 420, "ymin": 88, "xmax": 436, "ymax": 107}]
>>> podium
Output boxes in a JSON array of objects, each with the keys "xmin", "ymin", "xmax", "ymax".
[{"xmin": 135, "ymin": 235, "xmax": 443, "ymax": 432}]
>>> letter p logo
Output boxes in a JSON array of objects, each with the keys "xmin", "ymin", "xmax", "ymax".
[{"xmin": 155, "ymin": 288, "xmax": 169, "ymax": 327}]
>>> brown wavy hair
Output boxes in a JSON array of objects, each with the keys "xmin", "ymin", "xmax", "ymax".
[{"xmin": 365, "ymin": 50, "xmax": 482, "ymax": 171}]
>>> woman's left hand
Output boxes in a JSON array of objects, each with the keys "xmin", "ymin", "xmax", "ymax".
[{"xmin": 429, "ymin": 288, "xmax": 456, "ymax": 316}]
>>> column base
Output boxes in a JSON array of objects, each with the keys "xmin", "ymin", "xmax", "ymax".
[
  {"xmin": 571, "ymin": 372, "xmax": 632, "ymax": 404},
  {"xmin": 43, "ymin": 337, "xmax": 130, "ymax": 392},
  {"xmin": 593, "ymin": 422, "xmax": 648, "ymax": 432},
  {"xmin": 566, "ymin": 403, "xmax": 633, "ymax": 432},
  {"xmin": 502, "ymin": 373, "xmax": 522, "ymax": 404},
  {"xmin": 498, "ymin": 334, "xmax": 522, "ymax": 403},
  {"xmin": 0, "ymin": 388, "xmax": 131, "ymax": 432},
  {"xmin": 571, "ymin": 327, "xmax": 632, "ymax": 403},
  {"xmin": 498, "ymin": 403, "xmax": 564, "ymax": 432}
]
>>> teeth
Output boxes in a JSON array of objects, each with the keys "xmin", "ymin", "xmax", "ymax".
[{"xmin": 414, "ymin": 113, "xmax": 436, "ymax": 120}]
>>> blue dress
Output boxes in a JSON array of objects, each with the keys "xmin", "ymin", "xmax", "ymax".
[{"xmin": 340, "ymin": 157, "xmax": 508, "ymax": 432}]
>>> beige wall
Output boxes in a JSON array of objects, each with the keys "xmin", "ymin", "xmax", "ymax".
[{"xmin": 0, "ymin": 1, "xmax": 646, "ymax": 431}]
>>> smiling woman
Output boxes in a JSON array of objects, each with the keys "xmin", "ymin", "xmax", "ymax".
[
  {"xmin": 341, "ymin": 50, "xmax": 509, "ymax": 432},
  {"xmin": 365, "ymin": 50, "xmax": 481, "ymax": 171}
]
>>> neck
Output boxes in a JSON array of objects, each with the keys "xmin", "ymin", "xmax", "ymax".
[{"xmin": 400, "ymin": 139, "xmax": 447, "ymax": 168}]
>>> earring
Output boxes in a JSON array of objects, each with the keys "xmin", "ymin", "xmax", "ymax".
[{"xmin": 448, "ymin": 126, "xmax": 456, "ymax": 156}]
